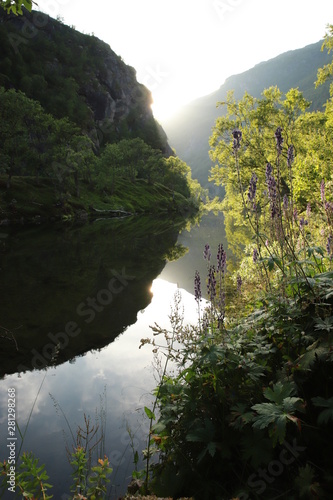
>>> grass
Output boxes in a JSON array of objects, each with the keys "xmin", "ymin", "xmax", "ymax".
[{"xmin": 0, "ymin": 176, "xmax": 195, "ymax": 224}]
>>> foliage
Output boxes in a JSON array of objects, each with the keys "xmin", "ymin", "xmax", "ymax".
[
  {"xmin": 1, "ymin": 401, "xmax": 112, "ymax": 499},
  {"xmin": 0, "ymin": 0, "xmax": 31, "ymax": 15},
  {"xmin": 0, "ymin": 449, "xmax": 112, "ymax": 499},
  {"xmin": 0, "ymin": 87, "xmax": 201, "ymax": 218},
  {"xmin": 136, "ymin": 33, "xmax": 333, "ymax": 499}
]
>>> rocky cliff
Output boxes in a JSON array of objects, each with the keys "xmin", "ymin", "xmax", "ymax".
[{"xmin": 0, "ymin": 8, "xmax": 172, "ymax": 154}]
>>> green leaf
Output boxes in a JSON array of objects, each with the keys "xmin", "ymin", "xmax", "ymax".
[
  {"xmin": 252, "ymin": 382, "xmax": 304, "ymax": 445},
  {"xmin": 263, "ymin": 381, "xmax": 296, "ymax": 404},
  {"xmin": 186, "ymin": 418, "xmax": 215, "ymax": 443},
  {"xmin": 312, "ymin": 396, "xmax": 333, "ymax": 424},
  {"xmin": 295, "ymin": 464, "xmax": 323, "ymax": 498},
  {"xmin": 144, "ymin": 406, "xmax": 155, "ymax": 420}
]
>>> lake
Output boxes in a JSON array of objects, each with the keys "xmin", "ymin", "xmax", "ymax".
[{"xmin": 0, "ymin": 211, "xmax": 228, "ymax": 499}]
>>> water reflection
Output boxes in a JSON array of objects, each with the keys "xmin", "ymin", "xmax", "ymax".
[
  {"xmin": 160, "ymin": 211, "xmax": 229, "ymax": 296},
  {"xmin": 0, "ymin": 217, "xmax": 187, "ymax": 377},
  {"xmin": 0, "ymin": 279, "xmax": 199, "ymax": 499},
  {"xmin": 0, "ymin": 211, "xmax": 227, "ymax": 498}
]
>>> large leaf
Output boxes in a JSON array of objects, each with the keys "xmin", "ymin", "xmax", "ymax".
[
  {"xmin": 252, "ymin": 382, "xmax": 304, "ymax": 445},
  {"xmin": 312, "ymin": 396, "xmax": 333, "ymax": 424}
]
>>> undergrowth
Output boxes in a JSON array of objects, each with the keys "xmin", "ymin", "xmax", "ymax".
[{"xmin": 138, "ymin": 126, "xmax": 333, "ymax": 499}]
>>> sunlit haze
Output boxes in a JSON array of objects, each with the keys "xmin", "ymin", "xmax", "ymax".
[{"xmin": 38, "ymin": 0, "xmax": 333, "ymax": 121}]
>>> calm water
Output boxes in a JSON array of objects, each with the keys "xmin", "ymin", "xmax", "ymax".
[{"xmin": 0, "ymin": 212, "xmax": 227, "ymax": 499}]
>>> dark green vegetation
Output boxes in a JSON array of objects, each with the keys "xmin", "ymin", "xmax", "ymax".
[
  {"xmin": 137, "ymin": 27, "xmax": 333, "ymax": 499},
  {"xmin": 0, "ymin": 215, "xmax": 194, "ymax": 378},
  {"xmin": 164, "ymin": 39, "xmax": 332, "ymax": 191},
  {"xmin": 0, "ymin": 9, "xmax": 203, "ymax": 222}
]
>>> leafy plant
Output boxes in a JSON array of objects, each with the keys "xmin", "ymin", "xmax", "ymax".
[{"xmin": 252, "ymin": 382, "xmax": 305, "ymax": 445}]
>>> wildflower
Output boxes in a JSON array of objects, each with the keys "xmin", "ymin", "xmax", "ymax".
[
  {"xmin": 203, "ymin": 243, "xmax": 211, "ymax": 262},
  {"xmin": 327, "ymin": 235, "xmax": 332, "ymax": 258},
  {"xmin": 321, "ymin": 180, "xmax": 325, "ymax": 203},
  {"xmin": 299, "ymin": 217, "xmax": 308, "ymax": 229},
  {"xmin": 265, "ymin": 162, "xmax": 273, "ymax": 180},
  {"xmin": 232, "ymin": 129, "xmax": 242, "ymax": 153},
  {"xmin": 217, "ymin": 243, "xmax": 227, "ymax": 274},
  {"xmin": 325, "ymin": 201, "xmax": 333, "ymax": 215},
  {"xmin": 194, "ymin": 270, "xmax": 202, "ymax": 303},
  {"xmin": 293, "ymin": 208, "xmax": 298, "ymax": 222},
  {"xmin": 275, "ymin": 127, "xmax": 283, "ymax": 155},
  {"xmin": 207, "ymin": 265, "xmax": 216, "ymax": 300},
  {"xmin": 253, "ymin": 247, "xmax": 259, "ymax": 263},
  {"xmin": 248, "ymin": 172, "xmax": 258, "ymax": 204},
  {"xmin": 237, "ymin": 274, "xmax": 242, "ymax": 292},
  {"xmin": 265, "ymin": 163, "xmax": 279, "ymax": 219},
  {"xmin": 287, "ymin": 144, "xmax": 294, "ymax": 167}
]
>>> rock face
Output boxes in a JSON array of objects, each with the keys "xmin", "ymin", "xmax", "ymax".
[{"xmin": 0, "ymin": 8, "xmax": 172, "ymax": 154}]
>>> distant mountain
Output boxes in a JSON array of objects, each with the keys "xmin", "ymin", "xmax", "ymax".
[{"xmin": 163, "ymin": 40, "xmax": 332, "ymax": 190}]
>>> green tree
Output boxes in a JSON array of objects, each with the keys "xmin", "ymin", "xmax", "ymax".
[
  {"xmin": 0, "ymin": 0, "xmax": 31, "ymax": 15},
  {"xmin": 316, "ymin": 24, "xmax": 333, "ymax": 95},
  {"xmin": 96, "ymin": 142, "xmax": 124, "ymax": 194},
  {"xmin": 0, "ymin": 87, "xmax": 54, "ymax": 186},
  {"xmin": 208, "ymin": 87, "xmax": 324, "ymax": 253}
]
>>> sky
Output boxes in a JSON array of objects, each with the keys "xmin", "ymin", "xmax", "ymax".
[{"xmin": 37, "ymin": 0, "xmax": 333, "ymax": 122}]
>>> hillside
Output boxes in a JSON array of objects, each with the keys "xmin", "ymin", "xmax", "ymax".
[
  {"xmin": 0, "ymin": 9, "xmax": 203, "ymax": 222},
  {"xmin": 163, "ymin": 40, "xmax": 332, "ymax": 190},
  {"xmin": 0, "ymin": 8, "xmax": 171, "ymax": 153}
]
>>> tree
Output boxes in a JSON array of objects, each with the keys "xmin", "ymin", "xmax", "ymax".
[
  {"xmin": 0, "ymin": 87, "xmax": 53, "ymax": 186},
  {"xmin": 208, "ymin": 86, "xmax": 331, "ymax": 253},
  {"xmin": 316, "ymin": 24, "xmax": 333, "ymax": 95},
  {"xmin": 0, "ymin": 0, "xmax": 32, "ymax": 15},
  {"xmin": 96, "ymin": 143, "xmax": 124, "ymax": 194}
]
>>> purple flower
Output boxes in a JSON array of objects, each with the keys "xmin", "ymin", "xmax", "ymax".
[
  {"xmin": 275, "ymin": 127, "xmax": 283, "ymax": 155},
  {"xmin": 248, "ymin": 172, "xmax": 258, "ymax": 204},
  {"xmin": 217, "ymin": 243, "xmax": 227, "ymax": 274},
  {"xmin": 265, "ymin": 163, "xmax": 279, "ymax": 219},
  {"xmin": 327, "ymin": 235, "xmax": 332, "ymax": 258},
  {"xmin": 265, "ymin": 162, "xmax": 273, "ymax": 180},
  {"xmin": 325, "ymin": 201, "xmax": 333, "ymax": 215},
  {"xmin": 203, "ymin": 243, "xmax": 211, "ymax": 262},
  {"xmin": 293, "ymin": 208, "xmax": 298, "ymax": 222},
  {"xmin": 321, "ymin": 180, "xmax": 325, "ymax": 203},
  {"xmin": 287, "ymin": 145, "xmax": 294, "ymax": 167},
  {"xmin": 232, "ymin": 129, "xmax": 242, "ymax": 153},
  {"xmin": 194, "ymin": 270, "xmax": 202, "ymax": 303},
  {"xmin": 253, "ymin": 247, "xmax": 259, "ymax": 263},
  {"xmin": 207, "ymin": 265, "xmax": 216, "ymax": 300},
  {"xmin": 299, "ymin": 217, "xmax": 308, "ymax": 229}
]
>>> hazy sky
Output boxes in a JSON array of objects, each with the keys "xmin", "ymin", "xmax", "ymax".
[{"xmin": 38, "ymin": 0, "xmax": 333, "ymax": 121}]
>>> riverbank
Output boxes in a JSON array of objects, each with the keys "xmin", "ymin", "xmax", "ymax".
[{"xmin": 0, "ymin": 176, "xmax": 197, "ymax": 225}]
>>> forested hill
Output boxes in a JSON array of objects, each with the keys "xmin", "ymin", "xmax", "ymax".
[
  {"xmin": 0, "ymin": 8, "xmax": 170, "ymax": 153},
  {"xmin": 0, "ymin": 9, "xmax": 204, "ymax": 222},
  {"xmin": 163, "ymin": 40, "xmax": 332, "ymax": 190}
]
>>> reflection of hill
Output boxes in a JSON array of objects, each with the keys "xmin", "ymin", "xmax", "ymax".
[{"xmin": 0, "ymin": 217, "xmax": 185, "ymax": 377}]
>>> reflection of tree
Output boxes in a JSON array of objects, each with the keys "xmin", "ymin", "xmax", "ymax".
[
  {"xmin": 164, "ymin": 244, "xmax": 188, "ymax": 262},
  {"xmin": 0, "ymin": 216, "xmax": 188, "ymax": 377}
]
